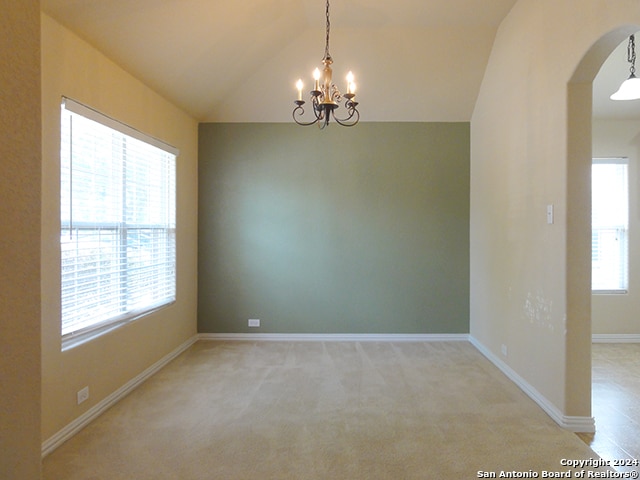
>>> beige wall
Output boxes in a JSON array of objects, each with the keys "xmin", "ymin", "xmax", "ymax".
[
  {"xmin": 592, "ymin": 119, "xmax": 640, "ymax": 335},
  {"xmin": 0, "ymin": 1, "xmax": 42, "ymax": 478},
  {"xmin": 470, "ymin": 0, "xmax": 640, "ymax": 424},
  {"xmin": 40, "ymin": 13, "xmax": 198, "ymax": 442}
]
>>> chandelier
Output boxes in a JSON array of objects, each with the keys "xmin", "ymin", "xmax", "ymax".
[
  {"xmin": 293, "ymin": 0, "xmax": 360, "ymax": 128},
  {"xmin": 610, "ymin": 34, "xmax": 640, "ymax": 101}
]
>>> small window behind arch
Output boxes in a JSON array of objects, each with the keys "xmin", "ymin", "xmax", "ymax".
[{"xmin": 592, "ymin": 157, "xmax": 628, "ymax": 294}]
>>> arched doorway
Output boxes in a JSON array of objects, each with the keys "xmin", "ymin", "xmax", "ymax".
[
  {"xmin": 568, "ymin": 25, "xmax": 640, "ymax": 458},
  {"xmin": 591, "ymin": 31, "xmax": 640, "ymax": 465}
]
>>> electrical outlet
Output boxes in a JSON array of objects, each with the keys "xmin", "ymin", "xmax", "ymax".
[
  {"xmin": 77, "ymin": 386, "xmax": 89, "ymax": 405},
  {"xmin": 248, "ymin": 319, "xmax": 260, "ymax": 327}
]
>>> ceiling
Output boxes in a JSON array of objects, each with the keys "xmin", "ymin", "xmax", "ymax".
[
  {"xmin": 593, "ymin": 33, "xmax": 640, "ymax": 121},
  {"xmin": 41, "ymin": 0, "xmax": 639, "ymax": 122}
]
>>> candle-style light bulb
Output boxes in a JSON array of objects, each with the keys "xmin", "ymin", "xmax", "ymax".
[
  {"xmin": 313, "ymin": 68, "xmax": 321, "ymax": 90},
  {"xmin": 346, "ymin": 71, "xmax": 354, "ymax": 94},
  {"xmin": 296, "ymin": 79, "xmax": 303, "ymax": 101},
  {"xmin": 345, "ymin": 71, "xmax": 354, "ymax": 94}
]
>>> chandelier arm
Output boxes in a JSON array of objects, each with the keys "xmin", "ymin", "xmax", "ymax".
[
  {"xmin": 330, "ymin": 85, "xmax": 341, "ymax": 103},
  {"xmin": 312, "ymin": 96, "xmax": 326, "ymax": 121},
  {"xmin": 332, "ymin": 108, "xmax": 360, "ymax": 127},
  {"xmin": 292, "ymin": 104, "xmax": 320, "ymax": 126}
]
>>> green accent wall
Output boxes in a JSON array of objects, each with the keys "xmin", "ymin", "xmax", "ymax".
[{"xmin": 198, "ymin": 122, "xmax": 469, "ymax": 333}]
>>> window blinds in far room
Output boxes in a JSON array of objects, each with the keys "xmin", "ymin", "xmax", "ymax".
[
  {"xmin": 60, "ymin": 97, "xmax": 178, "ymax": 343},
  {"xmin": 592, "ymin": 158, "xmax": 628, "ymax": 293}
]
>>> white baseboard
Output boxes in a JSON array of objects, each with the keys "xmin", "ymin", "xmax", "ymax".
[
  {"xmin": 469, "ymin": 336, "xmax": 595, "ymax": 433},
  {"xmin": 198, "ymin": 332, "xmax": 470, "ymax": 342},
  {"xmin": 41, "ymin": 335, "xmax": 198, "ymax": 458},
  {"xmin": 592, "ymin": 334, "xmax": 640, "ymax": 343}
]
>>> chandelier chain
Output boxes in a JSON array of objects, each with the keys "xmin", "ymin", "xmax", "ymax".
[
  {"xmin": 324, "ymin": 0, "xmax": 331, "ymax": 60},
  {"xmin": 628, "ymin": 34, "xmax": 636, "ymax": 76}
]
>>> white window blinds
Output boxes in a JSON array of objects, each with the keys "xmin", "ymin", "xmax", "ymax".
[
  {"xmin": 592, "ymin": 158, "xmax": 628, "ymax": 293},
  {"xmin": 60, "ymin": 98, "xmax": 177, "ymax": 342}
]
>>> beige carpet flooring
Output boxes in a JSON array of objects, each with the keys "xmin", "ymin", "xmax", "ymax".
[{"xmin": 43, "ymin": 341, "xmax": 613, "ymax": 479}]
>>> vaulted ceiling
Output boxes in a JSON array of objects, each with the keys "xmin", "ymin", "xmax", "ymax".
[
  {"xmin": 41, "ymin": 0, "xmax": 638, "ymax": 122},
  {"xmin": 594, "ymin": 35, "xmax": 640, "ymax": 121}
]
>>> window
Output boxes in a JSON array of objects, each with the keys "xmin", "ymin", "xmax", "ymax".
[
  {"xmin": 592, "ymin": 158, "xmax": 628, "ymax": 293},
  {"xmin": 60, "ymin": 98, "xmax": 177, "ymax": 347}
]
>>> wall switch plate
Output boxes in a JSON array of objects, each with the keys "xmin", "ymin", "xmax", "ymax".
[
  {"xmin": 248, "ymin": 319, "xmax": 260, "ymax": 327},
  {"xmin": 77, "ymin": 386, "xmax": 89, "ymax": 405},
  {"xmin": 501, "ymin": 344, "xmax": 508, "ymax": 357},
  {"xmin": 546, "ymin": 204, "xmax": 554, "ymax": 224}
]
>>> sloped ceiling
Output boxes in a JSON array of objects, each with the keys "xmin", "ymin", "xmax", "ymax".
[
  {"xmin": 593, "ymin": 33, "xmax": 640, "ymax": 121},
  {"xmin": 41, "ymin": 0, "xmax": 638, "ymax": 122}
]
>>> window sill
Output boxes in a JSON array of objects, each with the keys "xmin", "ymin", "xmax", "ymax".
[{"xmin": 61, "ymin": 301, "xmax": 174, "ymax": 352}]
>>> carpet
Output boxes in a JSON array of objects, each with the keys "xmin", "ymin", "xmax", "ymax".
[{"xmin": 43, "ymin": 341, "xmax": 613, "ymax": 479}]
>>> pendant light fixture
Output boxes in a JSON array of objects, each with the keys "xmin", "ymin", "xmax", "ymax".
[
  {"xmin": 293, "ymin": 0, "xmax": 360, "ymax": 128},
  {"xmin": 610, "ymin": 34, "xmax": 640, "ymax": 101}
]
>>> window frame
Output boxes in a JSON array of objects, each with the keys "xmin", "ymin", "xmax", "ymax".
[
  {"xmin": 60, "ymin": 97, "xmax": 179, "ymax": 350},
  {"xmin": 591, "ymin": 157, "xmax": 629, "ymax": 295}
]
